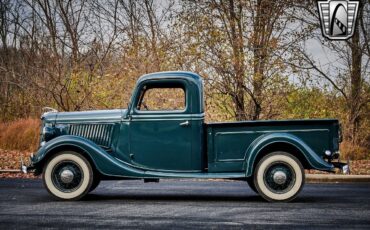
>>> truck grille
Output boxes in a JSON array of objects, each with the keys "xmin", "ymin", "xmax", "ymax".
[{"xmin": 68, "ymin": 124, "xmax": 114, "ymax": 148}]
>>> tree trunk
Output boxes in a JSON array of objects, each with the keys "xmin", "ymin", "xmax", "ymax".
[
  {"xmin": 250, "ymin": 0, "xmax": 268, "ymax": 120},
  {"xmin": 348, "ymin": 3, "xmax": 363, "ymax": 144},
  {"xmin": 144, "ymin": 0, "xmax": 160, "ymax": 72},
  {"xmin": 228, "ymin": 0, "xmax": 247, "ymax": 121}
]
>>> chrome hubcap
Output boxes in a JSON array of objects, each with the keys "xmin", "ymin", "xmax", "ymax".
[
  {"xmin": 273, "ymin": 171, "xmax": 287, "ymax": 185},
  {"xmin": 52, "ymin": 161, "xmax": 83, "ymax": 193},
  {"xmin": 264, "ymin": 163, "xmax": 295, "ymax": 194},
  {"xmin": 60, "ymin": 169, "xmax": 74, "ymax": 184}
]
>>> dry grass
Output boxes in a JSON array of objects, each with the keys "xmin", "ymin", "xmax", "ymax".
[
  {"xmin": 340, "ymin": 141, "xmax": 369, "ymax": 160},
  {"xmin": 0, "ymin": 118, "xmax": 40, "ymax": 152}
]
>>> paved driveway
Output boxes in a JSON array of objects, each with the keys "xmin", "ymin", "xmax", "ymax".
[{"xmin": 0, "ymin": 179, "xmax": 369, "ymax": 229}]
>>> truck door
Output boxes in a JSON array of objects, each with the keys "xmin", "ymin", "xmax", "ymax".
[{"xmin": 129, "ymin": 79, "xmax": 193, "ymax": 171}]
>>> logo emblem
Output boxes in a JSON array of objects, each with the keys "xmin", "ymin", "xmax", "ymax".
[{"xmin": 317, "ymin": 0, "xmax": 359, "ymax": 40}]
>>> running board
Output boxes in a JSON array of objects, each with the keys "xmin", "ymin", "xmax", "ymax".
[
  {"xmin": 144, "ymin": 178, "xmax": 160, "ymax": 183},
  {"xmin": 143, "ymin": 171, "xmax": 246, "ymax": 179}
]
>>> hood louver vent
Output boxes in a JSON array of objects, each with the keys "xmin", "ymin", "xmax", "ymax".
[{"xmin": 68, "ymin": 124, "xmax": 114, "ymax": 149}]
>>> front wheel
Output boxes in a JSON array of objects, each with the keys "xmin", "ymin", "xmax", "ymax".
[
  {"xmin": 254, "ymin": 152, "xmax": 305, "ymax": 202},
  {"xmin": 43, "ymin": 151, "xmax": 94, "ymax": 200}
]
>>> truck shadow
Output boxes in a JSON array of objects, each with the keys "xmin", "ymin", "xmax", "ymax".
[
  {"xmin": 80, "ymin": 193, "xmax": 337, "ymax": 203},
  {"xmin": 83, "ymin": 193, "xmax": 266, "ymax": 202}
]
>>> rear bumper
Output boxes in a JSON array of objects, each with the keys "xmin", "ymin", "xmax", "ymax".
[{"xmin": 331, "ymin": 161, "xmax": 350, "ymax": 174}]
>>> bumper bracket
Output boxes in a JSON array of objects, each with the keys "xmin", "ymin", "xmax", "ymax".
[{"xmin": 332, "ymin": 161, "xmax": 350, "ymax": 174}]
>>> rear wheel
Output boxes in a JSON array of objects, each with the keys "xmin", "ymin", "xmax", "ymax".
[
  {"xmin": 254, "ymin": 151, "xmax": 305, "ymax": 202},
  {"xmin": 43, "ymin": 151, "xmax": 93, "ymax": 200}
]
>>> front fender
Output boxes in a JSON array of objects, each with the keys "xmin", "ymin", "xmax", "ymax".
[
  {"xmin": 244, "ymin": 133, "xmax": 334, "ymax": 177},
  {"xmin": 32, "ymin": 135, "xmax": 145, "ymax": 177}
]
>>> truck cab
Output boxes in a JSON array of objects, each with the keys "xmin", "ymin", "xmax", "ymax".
[
  {"xmin": 122, "ymin": 72, "xmax": 205, "ymax": 172},
  {"xmin": 27, "ymin": 71, "xmax": 347, "ymax": 202}
]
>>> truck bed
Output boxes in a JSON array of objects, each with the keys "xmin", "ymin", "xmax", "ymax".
[{"xmin": 205, "ymin": 119, "xmax": 340, "ymax": 173}]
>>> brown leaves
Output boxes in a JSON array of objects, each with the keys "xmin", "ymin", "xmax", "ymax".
[
  {"xmin": 0, "ymin": 149, "xmax": 32, "ymax": 170},
  {"xmin": 0, "ymin": 148, "xmax": 39, "ymax": 178}
]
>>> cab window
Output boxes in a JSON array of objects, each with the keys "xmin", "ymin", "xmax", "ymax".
[{"xmin": 137, "ymin": 86, "xmax": 186, "ymax": 111}]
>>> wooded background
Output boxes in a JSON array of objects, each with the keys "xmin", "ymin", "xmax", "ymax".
[{"xmin": 0, "ymin": 0, "xmax": 369, "ymax": 159}]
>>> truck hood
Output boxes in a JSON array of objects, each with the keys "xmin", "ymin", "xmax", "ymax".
[{"xmin": 42, "ymin": 109, "xmax": 127, "ymax": 124}]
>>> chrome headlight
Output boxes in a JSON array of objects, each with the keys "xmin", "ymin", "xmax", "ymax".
[{"xmin": 41, "ymin": 123, "xmax": 55, "ymax": 142}]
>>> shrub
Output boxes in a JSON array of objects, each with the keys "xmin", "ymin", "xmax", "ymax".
[
  {"xmin": 0, "ymin": 118, "xmax": 40, "ymax": 152},
  {"xmin": 340, "ymin": 141, "xmax": 369, "ymax": 161}
]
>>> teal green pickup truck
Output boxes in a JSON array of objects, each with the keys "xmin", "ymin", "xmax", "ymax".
[{"xmin": 25, "ymin": 71, "xmax": 347, "ymax": 202}]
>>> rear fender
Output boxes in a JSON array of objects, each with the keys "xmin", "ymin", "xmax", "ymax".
[{"xmin": 244, "ymin": 133, "xmax": 334, "ymax": 177}]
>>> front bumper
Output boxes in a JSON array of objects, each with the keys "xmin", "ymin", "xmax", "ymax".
[{"xmin": 20, "ymin": 155, "xmax": 36, "ymax": 174}]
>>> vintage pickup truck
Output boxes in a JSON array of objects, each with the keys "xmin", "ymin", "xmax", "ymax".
[{"xmin": 24, "ymin": 71, "xmax": 347, "ymax": 202}]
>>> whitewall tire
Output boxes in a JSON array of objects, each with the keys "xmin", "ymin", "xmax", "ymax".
[
  {"xmin": 43, "ymin": 151, "xmax": 93, "ymax": 200},
  {"xmin": 254, "ymin": 151, "xmax": 305, "ymax": 202}
]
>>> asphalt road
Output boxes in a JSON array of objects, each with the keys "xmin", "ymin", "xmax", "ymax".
[{"xmin": 0, "ymin": 179, "xmax": 369, "ymax": 229}]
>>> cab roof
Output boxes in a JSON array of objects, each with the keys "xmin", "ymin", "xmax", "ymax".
[
  {"xmin": 134, "ymin": 71, "xmax": 204, "ymax": 114},
  {"xmin": 137, "ymin": 71, "xmax": 203, "ymax": 85}
]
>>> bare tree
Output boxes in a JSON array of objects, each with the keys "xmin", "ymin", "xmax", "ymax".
[{"xmin": 175, "ymin": 0, "xmax": 294, "ymax": 120}]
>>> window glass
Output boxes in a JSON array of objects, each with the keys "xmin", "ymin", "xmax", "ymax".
[{"xmin": 138, "ymin": 87, "xmax": 185, "ymax": 111}]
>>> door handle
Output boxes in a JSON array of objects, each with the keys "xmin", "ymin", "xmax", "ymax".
[{"xmin": 179, "ymin": 120, "xmax": 190, "ymax": 127}]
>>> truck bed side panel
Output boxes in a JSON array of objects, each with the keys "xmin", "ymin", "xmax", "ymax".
[{"xmin": 206, "ymin": 119, "xmax": 338, "ymax": 172}]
